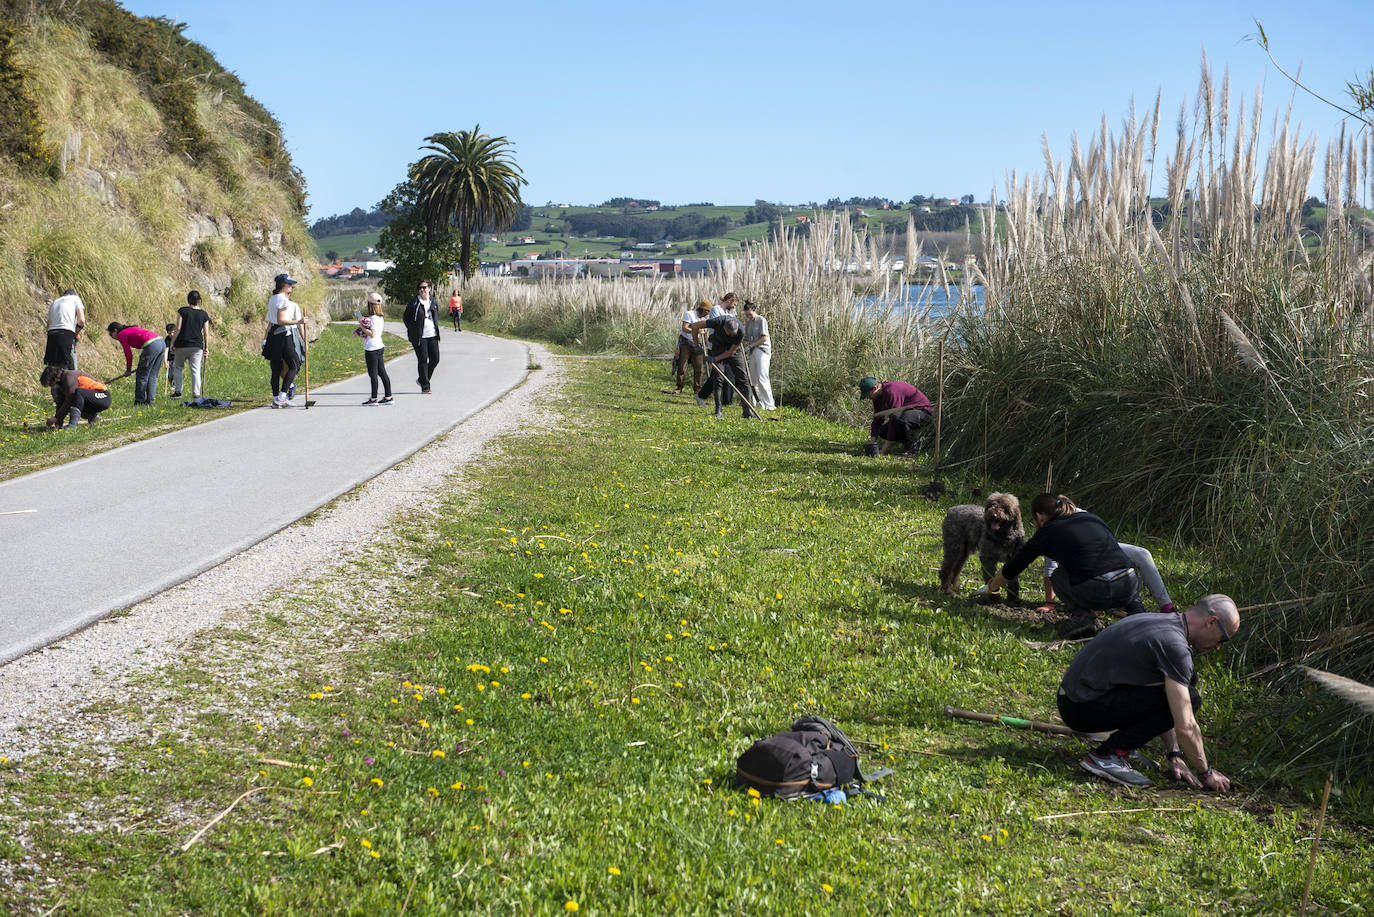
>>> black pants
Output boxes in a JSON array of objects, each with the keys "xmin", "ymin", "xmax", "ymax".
[
  {"xmin": 1058, "ymin": 683, "xmax": 1201, "ymax": 755},
  {"xmin": 450, "ymin": 311, "xmax": 461, "ymax": 331},
  {"xmin": 412, "ymin": 337, "xmax": 440, "ymax": 391},
  {"xmin": 64, "ymin": 388, "xmax": 111, "ymax": 425},
  {"xmin": 697, "ymin": 353, "xmax": 756, "ymax": 417},
  {"xmin": 878, "ymin": 408, "xmax": 933, "ymax": 450},
  {"xmin": 1051, "ymin": 567, "xmax": 1146, "ymax": 616},
  {"xmin": 365, "ymin": 348, "xmax": 392, "ymax": 398},
  {"xmin": 267, "ymin": 332, "xmax": 301, "ymax": 397},
  {"xmin": 45, "ymin": 330, "xmax": 78, "ymax": 370}
]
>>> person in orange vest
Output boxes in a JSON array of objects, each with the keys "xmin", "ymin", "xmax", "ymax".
[
  {"xmin": 448, "ymin": 289, "xmax": 463, "ymax": 331},
  {"xmin": 40, "ymin": 365, "xmax": 111, "ymax": 428}
]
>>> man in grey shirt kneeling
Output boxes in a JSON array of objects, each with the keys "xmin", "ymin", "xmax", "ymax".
[{"xmin": 1057, "ymin": 594, "xmax": 1238, "ymax": 791}]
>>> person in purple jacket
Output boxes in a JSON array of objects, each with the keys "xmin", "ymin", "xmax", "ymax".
[
  {"xmin": 859, "ymin": 376, "xmax": 933, "ymax": 456},
  {"xmin": 107, "ymin": 322, "xmax": 167, "ymax": 405}
]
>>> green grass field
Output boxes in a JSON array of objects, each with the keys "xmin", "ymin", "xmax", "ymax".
[{"xmin": 3, "ymin": 356, "xmax": 1368, "ymax": 915}]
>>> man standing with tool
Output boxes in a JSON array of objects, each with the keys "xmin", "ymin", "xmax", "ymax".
[
  {"xmin": 859, "ymin": 377, "xmax": 932, "ymax": 456},
  {"xmin": 1055, "ymin": 594, "xmax": 1239, "ymax": 791},
  {"xmin": 687, "ymin": 313, "xmax": 756, "ymax": 419}
]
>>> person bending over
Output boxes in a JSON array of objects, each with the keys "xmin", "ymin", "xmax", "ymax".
[
  {"xmin": 984, "ymin": 492, "xmax": 1145, "ymax": 637},
  {"xmin": 1055, "ymin": 594, "xmax": 1238, "ymax": 791},
  {"xmin": 41, "ymin": 365, "xmax": 111, "ymax": 428},
  {"xmin": 688, "ymin": 315, "xmax": 757, "ymax": 419},
  {"xmin": 859, "ymin": 377, "xmax": 932, "ymax": 455}
]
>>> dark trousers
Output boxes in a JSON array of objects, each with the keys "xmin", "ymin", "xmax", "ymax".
[
  {"xmin": 674, "ymin": 339, "xmax": 704, "ymax": 391},
  {"xmin": 268, "ymin": 331, "xmax": 301, "ymax": 397},
  {"xmin": 412, "ymin": 336, "xmax": 440, "ymax": 391},
  {"xmin": 1051, "ymin": 567, "xmax": 1146, "ymax": 616},
  {"xmin": 1058, "ymin": 683, "xmax": 1201, "ymax": 755},
  {"xmin": 450, "ymin": 311, "xmax": 461, "ymax": 331},
  {"xmin": 45, "ymin": 330, "xmax": 78, "ymax": 370},
  {"xmin": 365, "ymin": 348, "xmax": 392, "ymax": 398},
  {"xmin": 64, "ymin": 388, "xmax": 111, "ymax": 425},
  {"xmin": 878, "ymin": 408, "xmax": 933, "ymax": 450},
  {"xmin": 698, "ymin": 353, "xmax": 756, "ymax": 417}
]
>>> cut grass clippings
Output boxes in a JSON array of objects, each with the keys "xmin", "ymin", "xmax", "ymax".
[{"xmin": 1, "ymin": 357, "xmax": 1370, "ymax": 915}]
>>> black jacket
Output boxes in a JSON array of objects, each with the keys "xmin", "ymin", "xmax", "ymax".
[{"xmin": 403, "ymin": 296, "xmax": 442, "ymax": 344}]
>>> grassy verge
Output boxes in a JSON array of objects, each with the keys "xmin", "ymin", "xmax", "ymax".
[
  {"xmin": 1, "ymin": 357, "xmax": 1368, "ymax": 915},
  {"xmin": 0, "ymin": 325, "xmax": 403, "ymax": 482}
]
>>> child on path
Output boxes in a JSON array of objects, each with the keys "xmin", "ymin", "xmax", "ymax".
[
  {"xmin": 356, "ymin": 292, "xmax": 393, "ymax": 404},
  {"xmin": 107, "ymin": 322, "xmax": 167, "ymax": 404}
]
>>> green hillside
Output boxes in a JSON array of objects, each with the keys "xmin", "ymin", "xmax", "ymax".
[{"xmin": 1, "ymin": 0, "xmax": 318, "ymax": 396}]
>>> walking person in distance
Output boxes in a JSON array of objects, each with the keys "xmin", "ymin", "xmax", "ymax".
[
  {"xmin": 404, "ymin": 280, "xmax": 441, "ymax": 393},
  {"xmin": 448, "ymin": 289, "xmax": 463, "ymax": 331}
]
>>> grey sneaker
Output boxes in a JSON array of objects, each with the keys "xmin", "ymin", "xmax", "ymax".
[
  {"xmin": 1080, "ymin": 751, "xmax": 1153, "ymax": 787},
  {"xmin": 695, "ymin": 396, "xmax": 708, "ymax": 407}
]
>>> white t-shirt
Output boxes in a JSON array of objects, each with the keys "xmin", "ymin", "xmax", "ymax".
[
  {"xmin": 361, "ymin": 315, "xmax": 385, "ymax": 352},
  {"xmin": 266, "ymin": 293, "xmax": 301, "ymax": 331},
  {"xmin": 48, "ymin": 294, "xmax": 83, "ymax": 332},
  {"xmin": 679, "ymin": 309, "xmax": 704, "ymax": 343},
  {"xmin": 417, "ymin": 298, "xmax": 437, "ymax": 338}
]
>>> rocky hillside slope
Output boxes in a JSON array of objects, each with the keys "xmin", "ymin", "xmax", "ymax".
[{"xmin": 0, "ymin": 0, "xmax": 322, "ymax": 393}]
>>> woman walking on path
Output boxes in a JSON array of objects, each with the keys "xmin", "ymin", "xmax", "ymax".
[
  {"xmin": 357, "ymin": 292, "xmax": 393, "ymax": 404},
  {"xmin": 169, "ymin": 290, "xmax": 212, "ymax": 398},
  {"xmin": 403, "ymin": 280, "xmax": 441, "ymax": 393},
  {"xmin": 448, "ymin": 289, "xmax": 463, "ymax": 331},
  {"xmin": 106, "ymin": 322, "xmax": 167, "ymax": 404},
  {"xmin": 742, "ymin": 300, "xmax": 774, "ymax": 410},
  {"xmin": 264, "ymin": 273, "xmax": 305, "ymax": 408}
]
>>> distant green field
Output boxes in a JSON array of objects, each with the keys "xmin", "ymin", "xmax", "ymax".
[
  {"xmin": 310, "ymin": 202, "xmax": 996, "ymax": 266},
  {"xmin": 312, "ymin": 230, "xmax": 381, "ymax": 261}
]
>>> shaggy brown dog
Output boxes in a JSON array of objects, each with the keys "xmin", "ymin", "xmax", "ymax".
[{"xmin": 939, "ymin": 492, "xmax": 1026, "ymax": 600}]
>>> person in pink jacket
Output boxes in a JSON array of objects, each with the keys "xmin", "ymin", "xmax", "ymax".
[{"xmin": 106, "ymin": 322, "xmax": 167, "ymax": 404}]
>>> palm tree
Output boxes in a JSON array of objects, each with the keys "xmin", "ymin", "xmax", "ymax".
[{"xmin": 410, "ymin": 126, "xmax": 527, "ymax": 283}]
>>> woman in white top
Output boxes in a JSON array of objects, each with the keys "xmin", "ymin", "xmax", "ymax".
[
  {"xmin": 742, "ymin": 300, "xmax": 775, "ymax": 410},
  {"xmin": 357, "ymin": 292, "xmax": 393, "ymax": 404},
  {"xmin": 264, "ymin": 273, "xmax": 305, "ymax": 408}
]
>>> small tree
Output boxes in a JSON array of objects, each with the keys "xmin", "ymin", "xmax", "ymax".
[{"xmin": 375, "ymin": 180, "xmax": 461, "ymax": 304}]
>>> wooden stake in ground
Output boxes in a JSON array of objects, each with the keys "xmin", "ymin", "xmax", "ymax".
[
  {"xmin": 1300, "ymin": 771, "xmax": 1333, "ymax": 913},
  {"xmin": 931, "ymin": 340, "xmax": 944, "ymax": 479}
]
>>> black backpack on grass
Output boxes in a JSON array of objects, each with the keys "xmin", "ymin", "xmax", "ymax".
[{"xmin": 736, "ymin": 715, "xmax": 880, "ymax": 799}]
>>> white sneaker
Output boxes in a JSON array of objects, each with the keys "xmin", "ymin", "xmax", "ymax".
[{"xmin": 272, "ymin": 393, "xmax": 290, "ymax": 408}]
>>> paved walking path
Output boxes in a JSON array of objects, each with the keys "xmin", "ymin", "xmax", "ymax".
[{"xmin": 0, "ymin": 332, "xmax": 528, "ymax": 665}]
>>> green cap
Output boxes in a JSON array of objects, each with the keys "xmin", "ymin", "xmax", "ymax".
[{"xmin": 858, "ymin": 377, "xmax": 879, "ymax": 396}]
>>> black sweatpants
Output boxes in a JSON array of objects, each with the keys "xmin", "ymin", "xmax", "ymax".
[{"xmin": 365, "ymin": 348, "xmax": 392, "ymax": 398}]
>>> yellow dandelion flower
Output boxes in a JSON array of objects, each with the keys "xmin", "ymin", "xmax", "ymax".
[
  {"xmin": 981, "ymin": 834, "xmax": 992, "ymax": 843},
  {"xmin": 822, "ymin": 883, "xmax": 834, "ymax": 893},
  {"xmin": 608, "ymin": 866, "xmax": 621, "ymax": 876},
  {"xmin": 370, "ymin": 778, "xmax": 384, "ymax": 787},
  {"xmin": 702, "ymin": 778, "xmax": 712, "ymax": 785},
  {"xmin": 431, "ymin": 749, "xmax": 445, "ymax": 758},
  {"xmin": 565, "ymin": 903, "xmax": 579, "ymax": 913},
  {"xmin": 360, "ymin": 839, "xmax": 372, "ymax": 848},
  {"xmin": 465, "ymin": 718, "xmax": 474, "ymax": 725},
  {"xmin": 301, "ymin": 776, "xmax": 313, "ymax": 787},
  {"xmin": 521, "ymin": 693, "xmax": 532, "ymax": 700},
  {"xmin": 369, "ymin": 850, "xmax": 380, "ymax": 859},
  {"xmin": 451, "ymin": 781, "xmax": 464, "ymax": 790},
  {"xmin": 427, "ymin": 787, "xmax": 439, "ymax": 797},
  {"xmin": 747, "ymin": 788, "xmax": 760, "ymax": 798}
]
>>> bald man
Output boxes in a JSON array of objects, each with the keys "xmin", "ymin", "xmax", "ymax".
[{"xmin": 1056, "ymin": 594, "xmax": 1238, "ymax": 791}]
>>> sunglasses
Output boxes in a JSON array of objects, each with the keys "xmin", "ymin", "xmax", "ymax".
[{"xmin": 1215, "ymin": 617, "xmax": 1232, "ymax": 644}]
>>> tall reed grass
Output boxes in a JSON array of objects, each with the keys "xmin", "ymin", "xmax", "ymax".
[
  {"xmin": 466, "ymin": 213, "xmax": 974, "ymax": 422},
  {"xmin": 939, "ymin": 67, "xmax": 1374, "ymax": 777}
]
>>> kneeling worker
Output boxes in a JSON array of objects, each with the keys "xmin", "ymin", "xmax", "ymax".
[
  {"xmin": 859, "ymin": 377, "xmax": 932, "ymax": 455},
  {"xmin": 1056, "ymin": 594, "xmax": 1238, "ymax": 791},
  {"xmin": 41, "ymin": 364, "xmax": 111, "ymax": 428}
]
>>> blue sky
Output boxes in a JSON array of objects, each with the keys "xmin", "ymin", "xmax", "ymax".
[{"xmin": 121, "ymin": 0, "xmax": 1374, "ymax": 221}]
